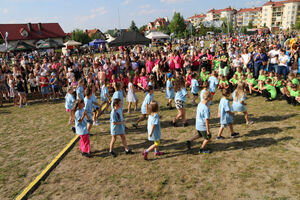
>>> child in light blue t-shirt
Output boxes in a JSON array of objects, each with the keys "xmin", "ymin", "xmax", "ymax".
[
  {"xmin": 76, "ymin": 79, "xmax": 85, "ymax": 100},
  {"xmin": 100, "ymin": 81, "xmax": 111, "ymax": 114},
  {"xmin": 216, "ymin": 88, "xmax": 239, "ymax": 140},
  {"xmin": 191, "ymin": 72, "xmax": 199, "ymax": 106},
  {"xmin": 142, "ymin": 101, "xmax": 164, "ymax": 160},
  {"xmin": 65, "ymin": 87, "xmax": 75, "ymax": 124},
  {"xmin": 111, "ymin": 82, "xmax": 124, "ymax": 111},
  {"xmin": 208, "ymin": 71, "xmax": 218, "ymax": 96},
  {"xmin": 166, "ymin": 73, "xmax": 175, "ymax": 109},
  {"xmin": 172, "ymin": 76, "xmax": 189, "ymax": 127},
  {"xmin": 133, "ymin": 85, "xmax": 154, "ymax": 128},
  {"xmin": 109, "ymin": 98, "xmax": 133, "ymax": 157},
  {"xmin": 186, "ymin": 90, "xmax": 212, "ymax": 154}
]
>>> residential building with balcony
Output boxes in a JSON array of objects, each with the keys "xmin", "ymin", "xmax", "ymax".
[
  {"xmin": 236, "ymin": 7, "xmax": 262, "ymax": 28},
  {"xmin": 186, "ymin": 14, "xmax": 207, "ymax": 26}
]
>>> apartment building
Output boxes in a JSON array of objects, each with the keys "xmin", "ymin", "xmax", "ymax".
[
  {"xmin": 186, "ymin": 14, "xmax": 206, "ymax": 26},
  {"xmin": 205, "ymin": 7, "xmax": 237, "ymax": 25},
  {"xmin": 261, "ymin": 0, "xmax": 300, "ymax": 31},
  {"xmin": 236, "ymin": 7, "xmax": 262, "ymax": 28}
]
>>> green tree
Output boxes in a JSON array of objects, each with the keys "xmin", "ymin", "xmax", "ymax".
[
  {"xmin": 157, "ymin": 25, "xmax": 171, "ymax": 35},
  {"xmin": 71, "ymin": 29, "xmax": 91, "ymax": 44},
  {"xmin": 197, "ymin": 24, "xmax": 207, "ymax": 36},
  {"xmin": 90, "ymin": 31, "xmax": 106, "ymax": 40},
  {"xmin": 296, "ymin": 20, "xmax": 300, "ymax": 30},
  {"xmin": 241, "ymin": 26, "xmax": 247, "ymax": 34},
  {"xmin": 248, "ymin": 20, "xmax": 253, "ymax": 29},
  {"xmin": 263, "ymin": 23, "xmax": 267, "ymax": 28},
  {"xmin": 129, "ymin": 20, "xmax": 139, "ymax": 32},
  {"xmin": 139, "ymin": 25, "xmax": 147, "ymax": 33},
  {"xmin": 168, "ymin": 12, "xmax": 186, "ymax": 38}
]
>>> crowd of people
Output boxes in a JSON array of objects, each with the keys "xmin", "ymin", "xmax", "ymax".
[{"xmin": 0, "ymin": 31, "xmax": 299, "ymax": 158}]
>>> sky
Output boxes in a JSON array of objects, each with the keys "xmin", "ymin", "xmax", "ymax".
[{"xmin": 0, "ymin": 0, "xmax": 271, "ymax": 33}]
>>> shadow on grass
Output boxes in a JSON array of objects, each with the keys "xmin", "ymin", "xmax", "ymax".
[
  {"xmin": 244, "ymin": 126, "xmax": 296, "ymax": 137},
  {"xmin": 0, "ymin": 109, "xmax": 12, "ymax": 114},
  {"xmin": 90, "ymin": 139, "xmax": 177, "ymax": 158},
  {"xmin": 233, "ymin": 113, "xmax": 298, "ymax": 125},
  {"xmin": 212, "ymin": 136, "xmax": 293, "ymax": 152}
]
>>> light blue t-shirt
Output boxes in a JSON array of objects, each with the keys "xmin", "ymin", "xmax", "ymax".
[
  {"xmin": 200, "ymin": 89, "xmax": 212, "ymax": 106},
  {"xmin": 166, "ymin": 80, "xmax": 175, "ymax": 99},
  {"xmin": 141, "ymin": 93, "xmax": 154, "ymax": 114},
  {"xmin": 75, "ymin": 109, "xmax": 88, "ymax": 135},
  {"xmin": 76, "ymin": 86, "xmax": 84, "ymax": 100},
  {"xmin": 195, "ymin": 102, "xmax": 210, "ymax": 131},
  {"xmin": 208, "ymin": 76, "xmax": 218, "ymax": 93},
  {"xmin": 191, "ymin": 79, "xmax": 199, "ymax": 94},
  {"xmin": 219, "ymin": 97, "xmax": 233, "ymax": 125},
  {"xmin": 91, "ymin": 93, "xmax": 99, "ymax": 109},
  {"xmin": 232, "ymin": 91, "xmax": 246, "ymax": 112},
  {"xmin": 110, "ymin": 108, "xmax": 125, "ymax": 135},
  {"xmin": 111, "ymin": 91, "xmax": 123, "ymax": 110},
  {"xmin": 147, "ymin": 113, "xmax": 161, "ymax": 141},
  {"xmin": 175, "ymin": 88, "xmax": 188, "ymax": 102},
  {"xmin": 84, "ymin": 96, "xmax": 93, "ymax": 119},
  {"xmin": 100, "ymin": 85, "xmax": 109, "ymax": 102},
  {"xmin": 65, "ymin": 93, "xmax": 75, "ymax": 110}
]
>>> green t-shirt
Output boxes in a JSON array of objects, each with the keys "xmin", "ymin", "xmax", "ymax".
[
  {"xmin": 200, "ymin": 71, "xmax": 209, "ymax": 81},
  {"xmin": 235, "ymin": 72, "xmax": 242, "ymax": 79},
  {"xmin": 292, "ymin": 78, "xmax": 299, "ymax": 85},
  {"xmin": 247, "ymin": 78, "xmax": 257, "ymax": 85},
  {"xmin": 219, "ymin": 80, "xmax": 229, "ymax": 86},
  {"xmin": 290, "ymin": 90, "xmax": 299, "ymax": 97},
  {"xmin": 254, "ymin": 85, "xmax": 261, "ymax": 89},
  {"xmin": 246, "ymin": 72, "xmax": 253, "ymax": 77},
  {"xmin": 230, "ymin": 78, "xmax": 238, "ymax": 84},
  {"xmin": 275, "ymin": 80, "xmax": 283, "ymax": 88},
  {"xmin": 265, "ymin": 84, "xmax": 277, "ymax": 99},
  {"xmin": 258, "ymin": 75, "xmax": 266, "ymax": 82},
  {"xmin": 213, "ymin": 60, "xmax": 220, "ymax": 70}
]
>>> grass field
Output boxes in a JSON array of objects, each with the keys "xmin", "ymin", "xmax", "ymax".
[{"xmin": 0, "ymin": 90, "xmax": 299, "ymax": 200}]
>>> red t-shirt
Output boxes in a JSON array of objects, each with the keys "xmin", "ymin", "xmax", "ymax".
[{"xmin": 40, "ymin": 77, "xmax": 49, "ymax": 87}]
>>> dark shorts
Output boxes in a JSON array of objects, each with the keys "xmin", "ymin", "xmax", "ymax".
[
  {"xmin": 30, "ymin": 86, "xmax": 38, "ymax": 93},
  {"xmin": 175, "ymin": 100, "xmax": 185, "ymax": 109},
  {"xmin": 87, "ymin": 119, "xmax": 94, "ymax": 124},
  {"xmin": 52, "ymin": 87, "xmax": 59, "ymax": 93},
  {"xmin": 197, "ymin": 130, "xmax": 211, "ymax": 140},
  {"xmin": 192, "ymin": 93, "xmax": 198, "ymax": 97}
]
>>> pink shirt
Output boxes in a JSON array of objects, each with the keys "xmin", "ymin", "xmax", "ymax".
[
  {"xmin": 169, "ymin": 56, "xmax": 175, "ymax": 70},
  {"xmin": 186, "ymin": 74, "xmax": 192, "ymax": 86},
  {"xmin": 139, "ymin": 76, "xmax": 149, "ymax": 89},
  {"xmin": 146, "ymin": 61, "xmax": 154, "ymax": 74},
  {"xmin": 175, "ymin": 55, "xmax": 182, "ymax": 69}
]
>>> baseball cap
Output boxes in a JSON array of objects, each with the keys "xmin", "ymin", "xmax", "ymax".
[{"xmin": 167, "ymin": 73, "xmax": 173, "ymax": 78}]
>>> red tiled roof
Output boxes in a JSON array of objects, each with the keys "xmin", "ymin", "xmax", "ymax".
[
  {"xmin": 0, "ymin": 23, "xmax": 65, "ymax": 41},
  {"xmin": 263, "ymin": 0, "xmax": 300, "ymax": 6},
  {"xmin": 187, "ymin": 14, "xmax": 206, "ymax": 20},
  {"xmin": 85, "ymin": 29, "xmax": 99, "ymax": 37},
  {"xmin": 237, "ymin": 7, "xmax": 262, "ymax": 13},
  {"xmin": 207, "ymin": 7, "xmax": 237, "ymax": 14}
]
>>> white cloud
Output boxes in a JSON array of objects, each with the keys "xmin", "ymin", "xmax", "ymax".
[
  {"xmin": 121, "ymin": 0, "xmax": 132, "ymax": 5},
  {"xmin": 160, "ymin": 0, "xmax": 189, "ymax": 4},
  {"xmin": 90, "ymin": 7, "xmax": 108, "ymax": 15},
  {"xmin": 246, "ymin": 0, "xmax": 262, "ymax": 7},
  {"xmin": 140, "ymin": 4, "xmax": 151, "ymax": 9},
  {"xmin": 0, "ymin": 8, "xmax": 9, "ymax": 14}
]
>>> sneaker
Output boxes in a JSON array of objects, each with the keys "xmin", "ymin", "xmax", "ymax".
[
  {"xmin": 231, "ymin": 132, "xmax": 240, "ymax": 138},
  {"xmin": 110, "ymin": 151, "xmax": 117, "ymax": 157},
  {"xmin": 81, "ymin": 152, "xmax": 91, "ymax": 157},
  {"xmin": 71, "ymin": 126, "xmax": 76, "ymax": 133},
  {"xmin": 166, "ymin": 103, "xmax": 170, "ymax": 107},
  {"xmin": 125, "ymin": 149, "xmax": 134, "ymax": 154},
  {"xmin": 93, "ymin": 121, "xmax": 100, "ymax": 126},
  {"xmin": 216, "ymin": 136, "xmax": 225, "ymax": 140},
  {"xmin": 25, "ymin": 103, "xmax": 29, "ymax": 106},
  {"xmin": 183, "ymin": 122, "xmax": 188, "ymax": 127},
  {"xmin": 199, "ymin": 149, "xmax": 211, "ymax": 154},
  {"xmin": 132, "ymin": 123, "xmax": 138, "ymax": 129},
  {"xmin": 186, "ymin": 140, "xmax": 191, "ymax": 150},
  {"xmin": 155, "ymin": 151, "xmax": 164, "ymax": 156},
  {"xmin": 246, "ymin": 121, "xmax": 254, "ymax": 125},
  {"xmin": 142, "ymin": 150, "xmax": 148, "ymax": 160},
  {"xmin": 19, "ymin": 105, "xmax": 24, "ymax": 108},
  {"xmin": 171, "ymin": 121, "xmax": 177, "ymax": 127}
]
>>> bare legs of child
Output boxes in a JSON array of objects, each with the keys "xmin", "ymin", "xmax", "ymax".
[
  {"xmin": 132, "ymin": 114, "xmax": 146, "ymax": 128},
  {"xmin": 172, "ymin": 108, "xmax": 187, "ymax": 127},
  {"xmin": 109, "ymin": 134, "xmax": 133, "ymax": 157},
  {"xmin": 216, "ymin": 124, "xmax": 239, "ymax": 140}
]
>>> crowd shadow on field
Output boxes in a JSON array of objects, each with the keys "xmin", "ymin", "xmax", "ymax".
[
  {"xmin": 233, "ymin": 113, "xmax": 298, "ymax": 125},
  {"xmin": 244, "ymin": 126, "xmax": 296, "ymax": 137}
]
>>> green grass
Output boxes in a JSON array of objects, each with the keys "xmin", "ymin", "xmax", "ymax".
[{"xmin": 0, "ymin": 90, "xmax": 299, "ymax": 200}]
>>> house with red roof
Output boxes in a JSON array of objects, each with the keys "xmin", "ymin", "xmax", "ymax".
[
  {"xmin": 186, "ymin": 14, "xmax": 207, "ymax": 26},
  {"xmin": 0, "ymin": 23, "xmax": 65, "ymax": 47},
  {"xmin": 85, "ymin": 28, "xmax": 106, "ymax": 40},
  {"xmin": 147, "ymin": 17, "xmax": 169, "ymax": 31},
  {"xmin": 205, "ymin": 6, "xmax": 237, "ymax": 27}
]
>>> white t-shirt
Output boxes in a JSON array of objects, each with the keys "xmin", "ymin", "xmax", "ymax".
[
  {"xmin": 269, "ymin": 49, "xmax": 279, "ymax": 64},
  {"xmin": 28, "ymin": 78, "xmax": 36, "ymax": 87},
  {"xmin": 278, "ymin": 54, "xmax": 289, "ymax": 67},
  {"xmin": 200, "ymin": 40, "xmax": 204, "ymax": 48},
  {"xmin": 241, "ymin": 53, "xmax": 250, "ymax": 67}
]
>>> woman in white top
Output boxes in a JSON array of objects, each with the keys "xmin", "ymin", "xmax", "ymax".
[
  {"xmin": 278, "ymin": 49, "xmax": 289, "ymax": 80},
  {"xmin": 241, "ymin": 48, "xmax": 251, "ymax": 71}
]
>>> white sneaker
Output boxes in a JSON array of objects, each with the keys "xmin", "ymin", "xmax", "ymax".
[{"xmin": 93, "ymin": 121, "xmax": 100, "ymax": 126}]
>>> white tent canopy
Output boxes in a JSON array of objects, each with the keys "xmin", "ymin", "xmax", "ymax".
[
  {"xmin": 64, "ymin": 40, "xmax": 82, "ymax": 46},
  {"xmin": 146, "ymin": 32, "xmax": 170, "ymax": 40},
  {"xmin": 106, "ymin": 35, "xmax": 115, "ymax": 43}
]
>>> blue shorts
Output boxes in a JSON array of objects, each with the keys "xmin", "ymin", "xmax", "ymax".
[{"xmin": 41, "ymin": 86, "xmax": 49, "ymax": 95}]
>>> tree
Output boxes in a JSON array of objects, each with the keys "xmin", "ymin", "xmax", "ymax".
[
  {"xmin": 157, "ymin": 25, "xmax": 171, "ymax": 35},
  {"xmin": 296, "ymin": 20, "xmax": 300, "ymax": 30},
  {"xmin": 241, "ymin": 26, "xmax": 247, "ymax": 34},
  {"xmin": 168, "ymin": 12, "xmax": 186, "ymax": 38},
  {"xmin": 248, "ymin": 20, "xmax": 253, "ymax": 29},
  {"xmin": 71, "ymin": 29, "xmax": 91, "ymax": 44},
  {"xmin": 129, "ymin": 20, "xmax": 139, "ymax": 32},
  {"xmin": 139, "ymin": 25, "xmax": 147, "ymax": 33},
  {"xmin": 90, "ymin": 31, "xmax": 106, "ymax": 40},
  {"xmin": 197, "ymin": 24, "xmax": 207, "ymax": 36},
  {"xmin": 263, "ymin": 23, "xmax": 267, "ymax": 28}
]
